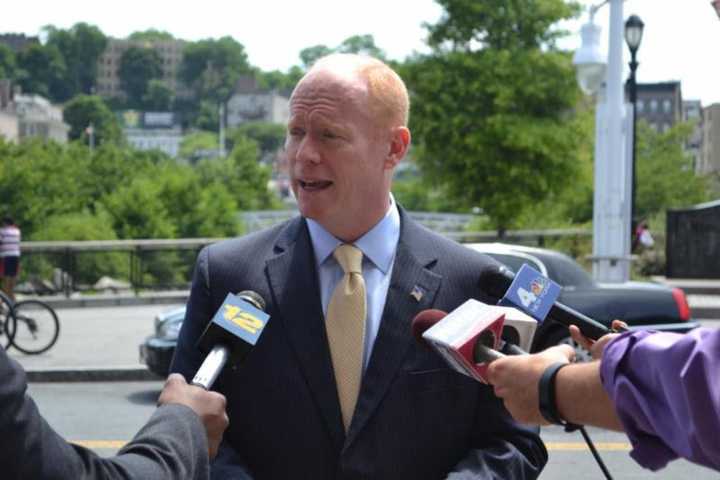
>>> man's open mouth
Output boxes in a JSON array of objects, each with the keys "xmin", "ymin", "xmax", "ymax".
[{"xmin": 299, "ymin": 180, "xmax": 333, "ymax": 191}]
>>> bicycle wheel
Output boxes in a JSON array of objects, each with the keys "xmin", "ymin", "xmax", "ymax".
[
  {"xmin": 0, "ymin": 292, "xmax": 17, "ymax": 349},
  {"xmin": 10, "ymin": 300, "xmax": 60, "ymax": 355}
]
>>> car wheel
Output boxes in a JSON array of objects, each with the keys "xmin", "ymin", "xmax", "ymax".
[{"xmin": 542, "ymin": 327, "xmax": 594, "ymax": 363}]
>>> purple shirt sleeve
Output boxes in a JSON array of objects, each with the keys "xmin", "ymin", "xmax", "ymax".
[{"xmin": 600, "ymin": 328, "xmax": 720, "ymax": 471}]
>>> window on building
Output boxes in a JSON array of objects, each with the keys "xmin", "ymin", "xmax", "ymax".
[
  {"xmin": 650, "ymin": 99, "xmax": 658, "ymax": 112},
  {"xmin": 636, "ymin": 100, "xmax": 644, "ymax": 112},
  {"xmin": 663, "ymin": 99, "xmax": 672, "ymax": 113}
]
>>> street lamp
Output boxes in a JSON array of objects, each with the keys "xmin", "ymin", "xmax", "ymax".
[
  {"xmin": 624, "ymin": 14, "xmax": 644, "ymax": 247},
  {"xmin": 573, "ymin": 14, "xmax": 606, "ymax": 95},
  {"xmin": 712, "ymin": 0, "xmax": 720, "ymax": 20}
]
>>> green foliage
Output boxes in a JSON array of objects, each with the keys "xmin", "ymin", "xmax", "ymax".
[
  {"xmin": 0, "ymin": 44, "xmax": 17, "ymax": 78},
  {"xmin": 118, "ymin": 47, "xmax": 163, "ymax": 108},
  {"xmin": 227, "ymin": 121, "xmax": 285, "ymax": 155},
  {"xmin": 255, "ymin": 66, "xmax": 303, "ymax": 93},
  {"xmin": 299, "ymin": 45, "xmax": 334, "ymax": 69},
  {"xmin": 180, "ymin": 37, "xmax": 251, "ymax": 104},
  {"xmin": 634, "ymin": 121, "xmax": 710, "ymax": 219},
  {"xmin": 337, "ymin": 34, "xmax": 386, "ymax": 59},
  {"xmin": 15, "ymin": 43, "xmax": 68, "ymax": 100},
  {"xmin": 180, "ymin": 131, "xmax": 218, "ymax": 161},
  {"xmin": 142, "ymin": 79, "xmax": 174, "ymax": 111},
  {"xmin": 63, "ymin": 95, "xmax": 123, "ymax": 145},
  {"xmin": 427, "ymin": 0, "xmax": 580, "ymax": 50},
  {"xmin": 31, "ymin": 209, "xmax": 129, "ymax": 284},
  {"xmin": 128, "ymin": 29, "xmax": 175, "ymax": 42},
  {"xmin": 403, "ymin": 0, "xmax": 583, "ymax": 229},
  {"xmin": 44, "ymin": 23, "xmax": 107, "ymax": 97}
]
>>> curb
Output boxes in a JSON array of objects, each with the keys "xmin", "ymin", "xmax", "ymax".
[
  {"xmin": 26, "ymin": 366, "xmax": 162, "ymax": 383},
  {"xmin": 42, "ymin": 295, "xmax": 189, "ymax": 310}
]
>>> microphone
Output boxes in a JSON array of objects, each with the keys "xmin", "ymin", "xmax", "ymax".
[
  {"xmin": 192, "ymin": 290, "xmax": 269, "ymax": 390},
  {"xmin": 412, "ymin": 302, "xmax": 527, "ymax": 383},
  {"xmin": 478, "ymin": 264, "xmax": 623, "ymax": 340}
]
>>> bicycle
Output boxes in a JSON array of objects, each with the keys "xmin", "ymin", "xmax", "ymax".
[
  {"xmin": 0, "ymin": 290, "xmax": 17, "ymax": 349},
  {"xmin": 0, "ymin": 290, "xmax": 60, "ymax": 355}
]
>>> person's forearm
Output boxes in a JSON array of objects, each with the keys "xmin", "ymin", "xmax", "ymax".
[{"xmin": 555, "ymin": 362, "xmax": 624, "ymax": 431}]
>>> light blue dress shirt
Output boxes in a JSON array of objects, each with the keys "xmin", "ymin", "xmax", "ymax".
[{"xmin": 306, "ymin": 196, "xmax": 400, "ymax": 373}]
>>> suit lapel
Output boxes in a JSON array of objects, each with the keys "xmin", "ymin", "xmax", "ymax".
[
  {"xmin": 265, "ymin": 218, "xmax": 345, "ymax": 449},
  {"xmin": 345, "ymin": 215, "xmax": 441, "ymax": 447}
]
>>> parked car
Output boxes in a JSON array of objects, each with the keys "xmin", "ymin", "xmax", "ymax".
[
  {"xmin": 466, "ymin": 243, "xmax": 699, "ymax": 359},
  {"xmin": 140, "ymin": 242, "xmax": 699, "ymax": 375}
]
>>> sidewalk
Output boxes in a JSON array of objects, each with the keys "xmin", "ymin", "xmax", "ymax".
[{"xmin": 8, "ymin": 295, "xmax": 187, "ymax": 383}]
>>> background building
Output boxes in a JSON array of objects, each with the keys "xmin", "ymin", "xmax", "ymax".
[
  {"xmin": 683, "ymin": 100, "xmax": 705, "ymax": 173},
  {"xmin": 121, "ymin": 110, "xmax": 183, "ymax": 157},
  {"xmin": 0, "ymin": 33, "xmax": 38, "ymax": 52},
  {"xmin": 702, "ymin": 103, "xmax": 720, "ymax": 174},
  {"xmin": 14, "ymin": 94, "xmax": 69, "ymax": 143},
  {"xmin": 96, "ymin": 38, "xmax": 190, "ymax": 100},
  {"xmin": 634, "ymin": 81, "xmax": 683, "ymax": 133},
  {"xmin": 226, "ymin": 75, "xmax": 289, "ymax": 128}
]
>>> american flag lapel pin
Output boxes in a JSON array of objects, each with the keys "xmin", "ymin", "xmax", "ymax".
[{"xmin": 410, "ymin": 285, "xmax": 424, "ymax": 302}]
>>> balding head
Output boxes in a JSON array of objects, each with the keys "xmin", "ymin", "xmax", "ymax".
[{"xmin": 293, "ymin": 53, "xmax": 409, "ymax": 129}]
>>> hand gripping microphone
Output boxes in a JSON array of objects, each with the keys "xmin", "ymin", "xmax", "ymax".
[
  {"xmin": 192, "ymin": 290, "xmax": 269, "ymax": 390},
  {"xmin": 478, "ymin": 264, "xmax": 625, "ymax": 340}
]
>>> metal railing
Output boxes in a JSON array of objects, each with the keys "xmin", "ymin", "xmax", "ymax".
[{"xmin": 18, "ymin": 227, "xmax": 591, "ymax": 297}]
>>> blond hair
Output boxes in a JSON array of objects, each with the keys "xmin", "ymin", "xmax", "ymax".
[{"xmin": 305, "ymin": 54, "xmax": 409, "ymax": 127}]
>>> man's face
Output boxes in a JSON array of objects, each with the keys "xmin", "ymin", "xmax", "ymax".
[{"xmin": 285, "ymin": 70, "xmax": 395, "ymax": 239}]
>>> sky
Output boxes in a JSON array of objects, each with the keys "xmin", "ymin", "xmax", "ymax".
[{"xmin": 3, "ymin": 0, "xmax": 719, "ymax": 105}]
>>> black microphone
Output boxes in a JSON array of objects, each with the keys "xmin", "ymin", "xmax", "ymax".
[
  {"xmin": 477, "ymin": 264, "xmax": 624, "ymax": 340},
  {"xmin": 192, "ymin": 290, "xmax": 269, "ymax": 390}
]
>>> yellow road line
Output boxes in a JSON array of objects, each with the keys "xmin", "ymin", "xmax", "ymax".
[
  {"xmin": 71, "ymin": 440, "xmax": 127, "ymax": 449},
  {"xmin": 545, "ymin": 442, "xmax": 632, "ymax": 451},
  {"xmin": 71, "ymin": 440, "xmax": 632, "ymax": 452}
]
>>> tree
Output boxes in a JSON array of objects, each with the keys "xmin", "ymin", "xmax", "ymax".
[
  {"xmin": 15, "ymin": 43, "xmax": 68, "ymax": 100},
  {"xmin": 227, "ymin": 121, "xmax": 286, "ymax": 155},
  {"xmin": 634, "ymin": 121, "xmax": 709, "ymax": 219},
  {"xmin": 142, "ymin": 79, "xmax": 174, "ymax": 111},
  {"xmin": 128, "ymin": 29, "xmax": 175, "ymax": 42},
  {"xmin": 44, "ymin": 23, "xmax": 107, "ymax": 97},
  {"xmin": 179, "ymin": 131, "xmax": 218, "ymax": 161},
  {"xmin": 180, "ymin": 37, "xmax": 251, "ymax": 104},
  {"xmin": 299, "ymin": 44, "xmax": 334, "ymax": 69},
  {"xmin": 337, "ymin": 34, "xmax": 386, "ymax": 59},
  {"xmin": 255, "ymin": 66, "xmax": 303, "ymax": 93},
  {"xmin": 63, "ymin": 95, "xmax": 123, "ymax": 146},
  {"xmin": 0, "ymin": 44, "xmax": 16, "ymax": 79},
  {"xmin": 118, "ymin": 47, "xmax": 163, "ymax": 107},
  {"xmin": 403, "ymin": 0, "xmax": 583, "ymax": 229}
]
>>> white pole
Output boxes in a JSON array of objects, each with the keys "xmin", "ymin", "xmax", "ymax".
[{"xmin": 592, "ymin": 0, "xmax": 631, "ymax": 283}]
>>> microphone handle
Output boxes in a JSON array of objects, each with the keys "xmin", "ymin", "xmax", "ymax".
[
  {"xmin": 548, "ymin": 302, "xmax": 614, "ymax": 340},
  {"xmin": 192, "ymin": 345, "xmax": 229, "ymax": 390}
]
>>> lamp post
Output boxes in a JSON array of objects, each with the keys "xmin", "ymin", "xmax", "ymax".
[
  {"xmin": 624, "ymin": 14, "xmax": 644, "ymax": 248},
  {"xmin": 574, "ymin": 0, "xmax": 633, "ymax": 283},
  {"xmin": 713, "ymin": 0, "xmax": 720, "ymax": 20}
]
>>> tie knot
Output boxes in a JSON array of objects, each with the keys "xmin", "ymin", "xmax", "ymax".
[{"xmin": 334, "ymin": 244, "xmax": 363, "ymax": 274}]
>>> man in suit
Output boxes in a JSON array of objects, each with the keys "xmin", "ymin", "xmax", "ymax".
[
  {"xmin": 171, "ymin": 53, "xmax": 547, "ymax": 479},
  {"xmin": 1, "ymin": 345, "xmax": 228, "ymax": 480}
]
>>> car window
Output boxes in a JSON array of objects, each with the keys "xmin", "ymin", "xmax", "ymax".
[
  {"xmin": 485, "ymin": 253, "xmax": 543, "ymax": 276},
  {"xmin": 540, "ymin": 254, "xmax": 595, "ymax": 288}
]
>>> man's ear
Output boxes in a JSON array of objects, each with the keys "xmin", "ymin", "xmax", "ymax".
[{"xmin": 384, "ymin": 126, "xmax": 411, "ymax": 169}]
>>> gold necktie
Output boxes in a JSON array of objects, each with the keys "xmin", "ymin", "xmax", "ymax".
[{"xmin": 326, "ymin": 244, "xmax": 367, "ymax": 431}]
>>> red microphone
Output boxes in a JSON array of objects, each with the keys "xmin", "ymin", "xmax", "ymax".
[{"xmin": 411, "ymin": 304, "xmax": 507, "ymax": 383}]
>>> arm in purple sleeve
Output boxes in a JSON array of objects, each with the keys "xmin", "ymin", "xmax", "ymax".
[{"xmin": 600, "ymin": 328, "xmax": 720, "ymax": 471}]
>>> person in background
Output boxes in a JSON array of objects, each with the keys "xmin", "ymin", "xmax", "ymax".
[{"xmin": 0, "ymin": 216, "xmax": 21, "ymax": 302}]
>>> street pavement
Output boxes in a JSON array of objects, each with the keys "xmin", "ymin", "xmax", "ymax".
[{"xmin": 7, "ymin": 282, "xmax": 720, "ymax": 382}]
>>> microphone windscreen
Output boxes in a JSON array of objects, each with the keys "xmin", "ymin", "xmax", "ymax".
[
  {"xmin": 410, "ymin": 309, "xmax": 448, "ymax": 346},
  {"xmin": 477, "ymin": 264, "xmax": 515, "ymax": 300}
]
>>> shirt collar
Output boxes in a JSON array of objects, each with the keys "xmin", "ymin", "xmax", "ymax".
[{"xmin": 307, "ymin": 194, "xmax": 400, "ymax": 274}]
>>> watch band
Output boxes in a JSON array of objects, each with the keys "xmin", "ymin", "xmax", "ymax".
[{"xmin": 538, "ymin": 362, "xmax": 580, "ymax": 431}]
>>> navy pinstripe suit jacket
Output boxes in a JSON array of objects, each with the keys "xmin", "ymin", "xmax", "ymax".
[{"xmin": 171, "ymin": 208, "xmax": 547, "ymax": 479}]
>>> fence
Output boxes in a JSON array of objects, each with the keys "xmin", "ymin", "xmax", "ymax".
[{"xmin": 18, "ymin": 226, "xmax": 591, "ymax": 297}]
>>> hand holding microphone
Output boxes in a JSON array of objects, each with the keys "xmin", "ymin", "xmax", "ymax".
[{"xmin": 192, "ymin": 290, "xmax": 269, "ymax": 390}]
